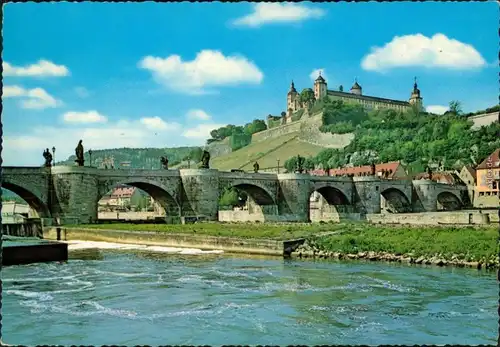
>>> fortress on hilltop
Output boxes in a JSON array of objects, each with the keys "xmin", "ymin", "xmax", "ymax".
[{"xmin": 271, "ymin": 72, "xmax": 424, "ymax": 125}]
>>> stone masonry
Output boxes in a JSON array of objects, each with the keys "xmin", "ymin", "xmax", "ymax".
[{"xmin": 1, "ymin": 166, "xmax": 466, "ymax": 225}]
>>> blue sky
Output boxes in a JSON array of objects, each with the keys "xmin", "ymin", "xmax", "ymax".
[{"xmin": 3, "ymin": 2, "xmax": 498, "ymax": 165}]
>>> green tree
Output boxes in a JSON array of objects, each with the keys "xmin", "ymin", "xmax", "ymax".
[
  {"xmin": 299, "ymin": 89, "xmax": 315, "ymax": 104},
  {"xmin": 244, "ymin": 119, "xmax": 267, "ymax": 135},
  {"xmin": 448, "ymin": 100, "xmax": 463, "ymax": 115}
]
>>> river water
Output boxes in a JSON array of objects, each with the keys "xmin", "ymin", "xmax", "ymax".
[{"xmin": 3, "ymin": 243, "xmax": 497, "ymax": 345}]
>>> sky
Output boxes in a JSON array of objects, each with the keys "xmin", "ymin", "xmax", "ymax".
[{"xmin": 3, "ymin": 2, "xmax": 498, "ymax": 166}]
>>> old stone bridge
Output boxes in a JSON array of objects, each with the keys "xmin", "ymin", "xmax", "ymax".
[{"xmin": 1, "ymin": 166, "xmax": 467, "ymax": 225}]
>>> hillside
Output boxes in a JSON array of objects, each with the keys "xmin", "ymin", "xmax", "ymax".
[{"xmin": 210, "ymin": 130, "xmax": 329, "ymax": 172}]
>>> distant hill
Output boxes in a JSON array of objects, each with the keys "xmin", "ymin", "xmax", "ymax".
[{"xmin": 57, "ymin": 146, "xmax": 201, "ymax": 169}]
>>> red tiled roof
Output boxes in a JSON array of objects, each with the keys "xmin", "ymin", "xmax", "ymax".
[
  {"xmin": 310, "ymin": 161, "xmax": 402, "ymax": 178},
  {"xmin": 111, "ymin": 186, "xmax": 136, "ymax": 198},
  {"xmin": 414, "ymin": 171, "xmax": 461, "ymax": 185},
  {"xmin": 477, "ymin": 148, "xmax": 500, "ymax": 169}
]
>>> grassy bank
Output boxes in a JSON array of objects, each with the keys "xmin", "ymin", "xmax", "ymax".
[
  {"xmin": 70, "ymin": 222, "xmax": 498, "ymax": 267},
  {"xmin": 305, "ymin": 224, "xmax": 498, "ymax": 267},
  {"xmin": 70, "ymin": 222, "xmax": 350, "ymax": 240}
]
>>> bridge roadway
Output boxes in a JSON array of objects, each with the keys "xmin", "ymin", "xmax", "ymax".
[{"xmin": 1, "ymin": 166, "xmax": 466, "ymax": 225}]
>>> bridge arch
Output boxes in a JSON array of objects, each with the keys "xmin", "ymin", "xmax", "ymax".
[
  {"xmin": 220, "ymin": 180, "xmax": 277, "ymax": 206},
  {"xmin": 309, "ymin": 185, "xmax": 352, "ymax": 222},
  {"xmin": 1, "ymin": 182, "xmax": 51, "ymax": 218},
  {"xmin": 97, "ymin": 178, "xmax": 181, "ymax": 218},
  {"xmin": 218, "ymin": 180, "xmax": 278, "ymax": 221},
  {"xmin": 380, "ymin": 187, "xmax": 412, "ymax": 213},
  {"xmin": 436, "ymin": 191, "xmax": 462, "ymax": 211}
]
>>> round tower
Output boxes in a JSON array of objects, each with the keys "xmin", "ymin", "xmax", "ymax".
[
  {"xmin": 313, "ymin": 72, "xmax": 327, "ymax": 100},
  {"xmin": 287, "ymin": 80, "xmax": 298, "ymax": 112},
  {"xmin": 350, "ymin": 78, "xmax": 362, "ymax": 96},
  {"xmin": 409, "ymin": 77, "xmax": 423, "ymax": 111}
]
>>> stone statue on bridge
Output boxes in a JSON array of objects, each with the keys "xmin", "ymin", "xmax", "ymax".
[
  {"xmin": 370, "ymin": 163, "xmax": 376, "ymax": 176},
  {"xmin": 160, "ymin": 156, "xmax": 169, "ymax": 169},
  {"xmin": 296, "ymin": 155, "xmax": 305, "ymax": 174},
  {"xmin": 200, "ymin": 150, "xmax": 211, "ymax": 169},
  {"xmin": 426, "ymin": 166, "xmax": 433, "ymax": 180},
  {"xmin": 75, "ymin": 140, "xmax": 85, "ymax": 166},
  {"xmin": 43, "ymin": 148, "xmax": 53, "ymax": 167},
  {"xmin": 253, "ymin": 161, "xmax": 260, "ymax": 173}
]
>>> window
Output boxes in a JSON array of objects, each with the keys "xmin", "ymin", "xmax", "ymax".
[{"xmin": 493, "ymin": 181, "xmax": 497, "ymax": 189}]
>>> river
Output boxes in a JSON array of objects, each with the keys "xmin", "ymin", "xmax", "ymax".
[{"xmin": 3, "ymin": 244, "xmax": 497, "ymax": 345}]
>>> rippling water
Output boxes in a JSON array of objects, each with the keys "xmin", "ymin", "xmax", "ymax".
[{"xmin": 3, "ymin": 248, "xmax": 497, "ymax": 345}]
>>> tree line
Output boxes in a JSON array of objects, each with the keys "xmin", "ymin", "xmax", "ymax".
[
  {"xmin": 206, "ymin": 119, "xmax": 268, "ymax": 151},
  {"xmin": 285, "ymin": 98, "xmax": 500, "ymax": 175}
]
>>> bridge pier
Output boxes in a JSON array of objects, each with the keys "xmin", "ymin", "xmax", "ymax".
[
  {"xmin": 353, "ymin": 176, "xmax": 381, "ymax": 214},
  {"xmin": 50, "ymin": 167, "xmax": 99, "ymax": 224},
  {"xmin": 179, "ymin": 169, "xmax": 220, "ymax": 221},
  {"xmin": 277, "ymin": 173, "xmax": 311, "ymax": 222},
  {"xmin": 412, "ymin": 180, "xmax": 438, "ymax": 212}
]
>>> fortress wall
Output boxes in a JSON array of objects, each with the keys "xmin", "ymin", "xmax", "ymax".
[
  {"xmin": 298, "ymin": 112, "xmax": 355, "ymax": 149},
  {"xmin": 470, "ymin": 112, "xmax": 498, "ymax": 129},
  {"xmin": 207, "ymin": 138, "xmax": 232, "ymax": 157},
  {"xmin": 252, "ymin": 121, "xmax": 302, "ymax": 143}
]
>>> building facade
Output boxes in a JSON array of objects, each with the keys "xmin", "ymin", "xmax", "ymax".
[
  {"xmin": 285, "ymin": 73, "xmax": 424, "ymax": 123},
  {"xmin": 474, "ymin": 148, "xmax": 500, "ymax": 208},
  {"xmin": 310, "ymin": 161, "xmax": 408, "ymax": 179}
]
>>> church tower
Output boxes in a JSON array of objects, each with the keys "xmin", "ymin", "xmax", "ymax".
[
  {"xmin": 313, "ymin": 72, "xmax": 327, "ymax": 100},
  {"xmin": 287, "ymin": 80, "xmax": 299, "ymax": 112},
  {"xmin": 350, "ymin": 78, "xmax": 362, "ymax": 96},
  {"xmin": 409, "ymin": 77, "xmax": 423, "ymax": 111}
]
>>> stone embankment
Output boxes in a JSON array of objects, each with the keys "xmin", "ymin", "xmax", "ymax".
[{"xmin": 292, "ymin": 241, "xmax": 499, "ymax": 270}]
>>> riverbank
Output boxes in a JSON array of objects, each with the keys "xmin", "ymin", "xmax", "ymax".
[
  {"xmin": 46, "ymin": 222, "xmax": 498, "ymax": 269},
  {"xmin": 294, "ymin": 224, "xmax": 499, "ymax": 270}
]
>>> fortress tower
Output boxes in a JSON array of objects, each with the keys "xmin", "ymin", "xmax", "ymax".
[
  {"xmin": 287, "ymin": 80, "xmax": 299, "ymax": 113},
  {"xmin": 313, "ymin": 72, "xmax": 327, "ymax": 100},
  {"xmin": 409, "ymin": 77, "xmax": 423, "ymax": 111},
  {"xmin": 350, "ymin": 79, "xmax": 362, "ymax": 96}
]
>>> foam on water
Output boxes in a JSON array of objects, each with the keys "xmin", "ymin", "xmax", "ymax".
[
  {"xmin": 6, "ymin": 290, "xmax": 54, "ymax": 301},
  {"xmin": 66, "ymin": 240, "xmax": 224, "ymax": 255}
]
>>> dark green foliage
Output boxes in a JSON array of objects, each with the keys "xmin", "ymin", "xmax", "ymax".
[
  {"xmin": 268, "ymin": 118, "xmax": 282, "ymax": 129},
  {"xmin": 205, "ymin": 119, "xmax": 268, "ymax": 152},
  {"xmin": 299, "ymin": 88, "xmax": 315, "ymax": 104},
  {"xmin": 183, "ymin": 147, "xmax": 203, "ymax": 163},
  {"xmin": 448, "ymin": 100, "xmax": 463, "ymax": 116},
  {"xmin": 244, "ymin": 119, "xmax": 267, "ymax": 135},
  {"xmin": 288, "ymin": 101, "xmax": 500, "ymax": 174},
  {"xmin": 219, "ymin": 187, "xmax": 248, "ymax": 208},
  {"xmin": 284, "ymin": 155, "xmax": 315, "ymax": 172},
  {"xmin": 230, "ymin": 131, "xmax": 252, "ymax": 151}
]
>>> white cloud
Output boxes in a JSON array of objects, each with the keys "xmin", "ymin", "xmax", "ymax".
[
  {"xmin": 3, "ymin": 85, "xmax": 61, "ymax": 110},
  {"xmin": 3, "ymin": 60, "xmax": 69, "ymax": 77},
  {"xmin": 187, "ymin": 109, "xmax": 211, "ymax": 121},
  {"xmin": 74, "ymin": 87, "xmax": 90, "ymax": 98},
  {"xmin": 232, "ymin": 3, "xmax": 325, "ymax": 27},
  {"xmin": 182, "ymin": 123, "xmax": 226, "ymax": 139},
  {"xmin": 361, "ymin": 33, "xmax": 487, "ymax": 72},
  {"xmin": 426, "ymin": 105, "xmax": 449, "ymax": 115},
  {"xmin": 3, "ymin": 117, "xmax": 210, "ymax": 166},
  {"xmin": 138, "ymin": 50, "xmax": 264, "ymax": 94},
  {"xmin": 63, "ymin": 111, "xmax": 108, "ymax": 124},
  {"xmin": 309, "ymin": 68, "xmax": 329, "ymax": 82},
  {"xmin": 140, "ymin": 116, "xmax": 181, "ymax": 131}
]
